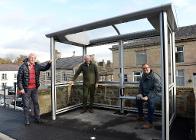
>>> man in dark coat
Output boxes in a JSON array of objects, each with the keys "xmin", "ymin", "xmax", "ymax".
[
  {"xmin": 17, "ymin": 53, "xmax": 51, "ymax": 125},
  {"xmin": 69, "ymin": 55, "xmax": 98, "ymax": 113},
  {"xmin": 136, "ymin": 64, "xmax": 161, "ymax": 129}
]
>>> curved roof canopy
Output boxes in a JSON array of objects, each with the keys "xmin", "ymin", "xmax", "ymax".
[{"xmin": 46, "ymin": 3, "xmax": 177, "ymax": 47}]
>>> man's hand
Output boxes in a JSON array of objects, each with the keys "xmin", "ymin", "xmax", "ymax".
[
  {"xmin": 18, "ymin": 89, "xmax": 25, "ymax": 94},
  {"xmin": 48, "ymin": 60, "xmax": 52, "ymax": 64},
  {"xmin": 95, "ymin": 83, "xmax": 98, "ymax": 88},
  {"xmin": 68, "ymin": 81, "xmax": 74, "ymax": 85},
  {"xmin": 142, "ymin": 96, "xmax": 148, "ymax": 101}
]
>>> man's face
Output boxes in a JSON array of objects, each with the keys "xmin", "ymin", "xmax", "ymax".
[
  {"xmin": 142, "ymin": 64, "xmax": 151, "ymax": 74},
  {"xmin": 84, "ymin": 56, "xmax": 91, "ymax": 64},
  {"xmin": 28, "ymin": 54, "xmax": 36, "ymax": 65}
]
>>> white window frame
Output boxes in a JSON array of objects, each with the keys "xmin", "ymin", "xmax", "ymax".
[
  {"xmin": 133, "ymin": 71, "xmax": 142, "ymax": 83},
  {"xmin": 2, "ymin": 73, "xmax": 7, "ymax": 80},
  {"xmin": 176, "ymin": 69, "xmax": 185, "ymax": 86},
  {"xmin": 175, "ymin": 45, "xmax": 184, "ymax": 63}
]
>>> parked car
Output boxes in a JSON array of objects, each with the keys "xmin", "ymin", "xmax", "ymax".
[
  {"xmin": 7, "ymin": 86, "xmax": 15, "ymax": 95},
  {"xmin": 11, "ymin": 98, "xmax": 23, "ymax": 107},
  {"xmin": 0, "ymin": 97, "xmax": 4, "ymax": 106}
]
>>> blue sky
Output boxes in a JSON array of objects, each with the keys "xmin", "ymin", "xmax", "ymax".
[{"xmin": 1, "ymin": 0, "xmax": 196, "ymax": 62}]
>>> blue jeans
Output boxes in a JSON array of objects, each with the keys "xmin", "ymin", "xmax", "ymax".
[
  {"xmin": 22, "ymin": 88, "xmax": 40, "ymax": 121},
  {"xmin": 136, "ymin": 96, "xmax": 161, "ymax": 124}
]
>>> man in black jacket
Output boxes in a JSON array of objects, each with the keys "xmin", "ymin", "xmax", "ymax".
[
  {"xmin": 17, "ymin": 53, "xmax": 51, "ymax": 125},
  {"xmin": 136, "ymin": 64, "xmax": 161, "ymax": 129}
]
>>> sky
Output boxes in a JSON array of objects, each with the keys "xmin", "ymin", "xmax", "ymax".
[{"xmin": 1, "ymin": 0, "xmax": 196, "ymax": 62}]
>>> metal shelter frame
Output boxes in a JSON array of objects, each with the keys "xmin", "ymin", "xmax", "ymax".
[{"xmin": 46, "ymin": 3, "xmax": 177, "ymax": 140}]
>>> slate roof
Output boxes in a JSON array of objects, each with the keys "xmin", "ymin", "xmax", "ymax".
[
  {"xmin": 0, "ymin": 64, "xmax": 19, "ymax": 71},
  {"xmin": 111, "ymin": 24, "xmax": 196, "ymax": 50},
  {"xmin": 56, "ymin": 56, "xmax": 83, "ymax": 70}
]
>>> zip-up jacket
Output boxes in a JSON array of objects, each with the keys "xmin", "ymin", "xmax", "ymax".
[
  {"xmin": 17, "ymin": 59, "xmax": 51, "ymax": 90},
  {"xmin": 139, "ymin": 70, "xmax": 162, "ymax": 99},
  {"xmin": 73, "ymin": 62, "xmax": 98, "ymax": 85}
]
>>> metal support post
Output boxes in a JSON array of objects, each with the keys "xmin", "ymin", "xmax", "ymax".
[
  {"xmin": 160, "ymin": 11, "xmax": 169, "ymax": 140},
  {"xmin": 50, "ymin": 37, "xmax": 56, "ymax": 120}
]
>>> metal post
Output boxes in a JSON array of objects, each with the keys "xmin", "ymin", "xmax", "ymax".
[
  {"xmin": 14, "ymin": 83, "xmax": 16, "ymax": 110},
  {"xmin": 112, "ymin": 25, "xmax": 124, "ymax": 114},
  {"xmin": 50, "ymin": 37, "xmax": 56, "ymax": 120},
  {"xmin": 3, "ymin": 85, "xmax": 6, "ymax": 107},
  {"xmin": 83, "ymin": 46, "xmax": 87, "ymax": 56},
  {"xmin": 172, "ymin": 32, "xmax": 177, "ymax": 116},
  {"xmin": 160, "ymin": 11, "xmax": 169, "ymax": 140},
  {"xmin": 119, "ymin": 40, "xmax": 124, "ymax": 113}
]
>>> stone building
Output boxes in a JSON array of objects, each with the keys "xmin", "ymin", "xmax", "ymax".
[
  {"xmin": 40, "ymin": 55, "xmax": 113, "ymax": 88},
  {"xmin": 111, "ymin": 24, "xmax": 196, "ymax": 87}
]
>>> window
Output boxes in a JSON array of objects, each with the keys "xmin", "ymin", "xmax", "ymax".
[
  {"xmin": 175, "ymin": 46, "xmax": 184, "ymax": 63},
  {"xmin": 46, "ymin": 72, "xmax": 51, "ymax": 80},
  {"xmin": 2, "ymin": 83, "xmax": 7, "ymax": 88},
  {"xmin": 133, "ymin": 72, "xmax": 142, "ymax": 82},
  {"xmin": 136, "ymin": 51, "xmax": 147, "ymax": 65},
  {"xmin": 176, "ymin": 70, "xmax": 185, "ymax": 86},
  {"xmin": 14, "ymin": 74, "xmax": 17, "ymax": 79},
  {"xmin": 124, "ymin": 74, "xmax": 128, "ymax": 82},
  {"xmin": 63, "ymin": 73, "xmax": 68, "ymax": 81},
  {"xmin": 2, "ymin": 73, "xmax": 7, "ymax": 80}
]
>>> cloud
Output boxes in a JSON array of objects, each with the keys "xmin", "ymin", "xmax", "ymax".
[{"xmin": 1, "ymin": 0, "xmax": 196, "ymax": 63}]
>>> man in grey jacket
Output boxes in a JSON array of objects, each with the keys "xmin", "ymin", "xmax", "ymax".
[{"xmin": 136, "ymin": 64, "xmax": 161, "ymax": 129}]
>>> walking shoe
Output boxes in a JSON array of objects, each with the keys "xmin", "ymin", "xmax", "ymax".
[
  {"xmin": 80, "ymin": 108, "xmax": 87, "ymax": 114},
  {"xmin": 136, "ymin": 116, "xmax": 144, "ymax": 121},
  {"xmin": 25, "ymin": 120, "xmax": 30, "ymax": 126},
  {"xmin": 88, "ymin": 108, "xmax": 94, "ymax": 113},
  {"xmin": 141, "ymin": 122, "xmax": 153, "ymax": 129},
  {"xmin": 34, "ymin": 119, "xmax": 44, "ymax": 124}
]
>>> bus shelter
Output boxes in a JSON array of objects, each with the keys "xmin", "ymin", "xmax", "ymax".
[{"xmin": 46, "ymin": 4, "xmax": 177, "ymax": 140}]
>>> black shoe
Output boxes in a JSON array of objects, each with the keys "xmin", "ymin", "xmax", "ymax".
[
  {"xmin": 136, "ymin": 116, "xmax": 144, "ymax": 121},
  {"xmin": 34, "ymin": 119, "xmax": 44, "ymax": 124},
  {"xmin": 25, "ymin": 120, "xmax": 30, "ymax": 126},
  {"xmin": 88, "ymin": 108, "xmax": 94, "ymax": 113},
  {"xmin": 80, "ymin": 109, "xmax": 87, "ymax": 114}
]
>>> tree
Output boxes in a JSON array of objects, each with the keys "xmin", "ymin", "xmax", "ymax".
[
  {"xmin": 0, "ymin": 58, "xmax": 12, "ymax": 64},
  {"xmin": 13, "ymin": 55, "xmax": 27, "ymax": 64}
]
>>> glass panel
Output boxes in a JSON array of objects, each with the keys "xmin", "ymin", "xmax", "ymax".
[
  {"xmin": 168, "ymin": 30, "xmax": 172, "ymax": 85},
  {"xmin": 175, "ymin": 46, "xmax": 184, "ymax": 63},
  {"xmin": 169, "ymin": 89, "xmax": 174, "ymax": 119},
  {"xmin": 56, "ymin": 85, "xmax": 83, "ymax": 109},
  {"xmin": 176, "ymin": 70, "xmax": 185, "ymax": 86}
]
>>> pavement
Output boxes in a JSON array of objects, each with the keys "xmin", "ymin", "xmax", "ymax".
[
  {"xmin": 0, "ymin": 107, "xmax": 163, "ymax": 140},
  {"xmin": 0, "ymin": 107, "xmax": 194, "ymax": 140}
]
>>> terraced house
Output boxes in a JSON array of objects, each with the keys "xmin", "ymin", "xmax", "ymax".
[
  {"xmin": 111, "ymin": 24, "xmax": 196, "ymax": 88},
  {"xmin": 0, "ymin": 64, "xmax": 18, "ymax": 91},
  {"xmin": 40, "ymin": 55, "xmax": 113, "ymax": 88}
]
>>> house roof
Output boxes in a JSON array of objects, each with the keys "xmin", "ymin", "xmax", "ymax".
[
  {"xmin": 0, "ymin": 64, "xmax": 19, "ymax": 71},
  {"xmin": 111, "ymin": 24, "xmax": 196, "ymax": 50},
  {"xmin": 55, "ymin": 56, "xmax": 83, "ymax": 70}
]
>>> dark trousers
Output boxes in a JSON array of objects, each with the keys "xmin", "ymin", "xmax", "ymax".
[
  {"xmin": 22, "ymin": 88, "xmax": 40, "ymax": 121},
  {"xmin": 136, "ymin": 96, "xmax": 161, "ymax": 124},
  {"xmin": 83, "ymin": 84, "xmax": 96, "ymax": 109}
]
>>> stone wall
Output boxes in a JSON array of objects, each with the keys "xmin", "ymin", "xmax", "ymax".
[
  {"xmin": 39, "ymin": 85, "xmax": 195, "ymax": 119},
  {"xmin": 176, "ymin": 87, "xmax": 195, "ymax": 118}
]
